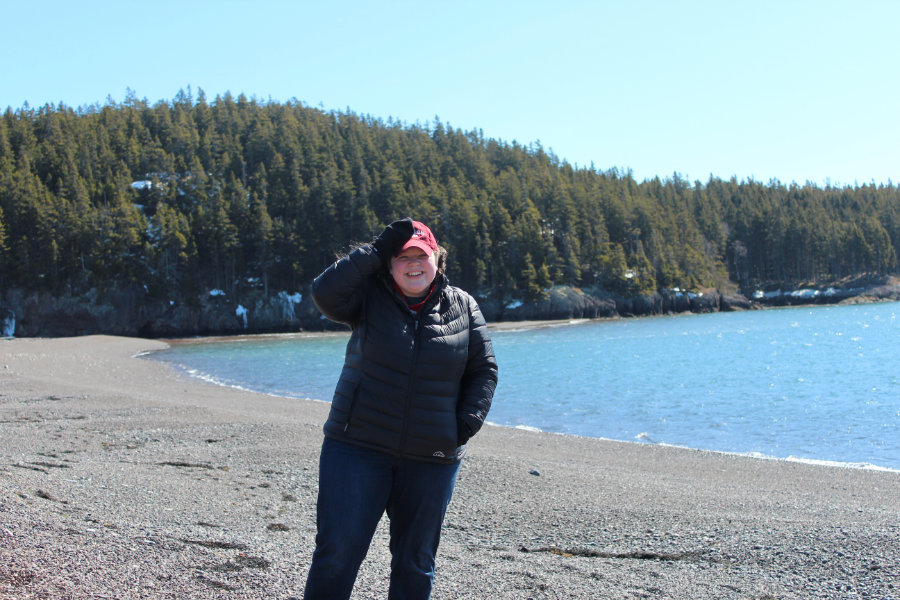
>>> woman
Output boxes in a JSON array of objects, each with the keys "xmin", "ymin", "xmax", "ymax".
[{"xmin": 303, "ymin": 218, "xmax": 498, "ymax": 600}]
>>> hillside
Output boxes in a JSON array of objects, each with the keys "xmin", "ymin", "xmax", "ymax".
[{"xmin": 1, "ymin": 91, "xmax": 898, "ymax": 336}]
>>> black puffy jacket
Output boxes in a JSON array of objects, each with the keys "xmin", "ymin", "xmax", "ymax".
[{"xmin": 311, "ymin": 245, "xmax": 498, "ymax": 463}]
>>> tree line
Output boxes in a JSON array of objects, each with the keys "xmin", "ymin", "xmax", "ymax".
[{"xmin": 1, "ymin": 89, "xmax": 898, "ymax": 310}]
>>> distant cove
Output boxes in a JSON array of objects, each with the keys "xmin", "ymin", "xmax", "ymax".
[{"xmin": 154, "ymin": 301, "xmax": 900, "ymax": 471}]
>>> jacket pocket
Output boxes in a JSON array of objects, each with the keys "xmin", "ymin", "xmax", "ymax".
[{"xmin": 343, "ymin": 384, "xmax": 360, "ymax": 432}]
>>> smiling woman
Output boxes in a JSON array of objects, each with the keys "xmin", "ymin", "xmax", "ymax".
[
  {"xmin": 389, "ymin": 221, "xmax": 440, "ymax": 298},
  {"xmin": 391, "ymin": 246, "xmax": 437, "ymax": 297},
  {"xmin": 305, "ymin": 217, "xmax": 498, "ymax": 599}
]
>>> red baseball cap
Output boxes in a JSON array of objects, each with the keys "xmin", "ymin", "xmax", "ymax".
[{"xmin": 397, "ymin": 220, "xmax": 438, "ymax": 256}]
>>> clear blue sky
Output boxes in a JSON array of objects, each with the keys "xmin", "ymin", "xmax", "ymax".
[{"xmin": 3, "ymin": 0, "xmax": 897, "ymax": 187}]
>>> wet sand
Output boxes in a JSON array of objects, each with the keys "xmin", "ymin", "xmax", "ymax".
[{"xmin": 1, "ymin": 335, "xmax": 898, "ymax": 599}]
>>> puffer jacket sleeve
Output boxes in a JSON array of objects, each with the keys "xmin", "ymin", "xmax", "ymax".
[
  {"xmin": 311, "ymin": 245, "xmax": 383, "ymax": 327},
  {"xmin": 456, "ymin": 294, "xmax": 498, "ymax": 443}
]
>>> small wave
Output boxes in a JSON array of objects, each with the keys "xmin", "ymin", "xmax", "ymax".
[
  {"xmin": 159, "ymin": 362, "xmax": 331, "ymax": 404},
  {"xmin": 485, "ymin": 420, "xmax": 544, "ymax": 433},
  {"xmin": 513, "ymin": 424, "xmax": 543, "ymax": 433},
  {"xmin": 711, "ymin": 449, "xmax": 897, "ymax": 472},
  {"xmin": 783, "ymin": 455, "xmax": 897, "ymax": 472},
  {"xmin": 183, "ymin": 367, "xmax": 254, "ymax": 394},
  {"xmin": 678, "ymin": 446, "xmax": 899, "ymax": 473}
]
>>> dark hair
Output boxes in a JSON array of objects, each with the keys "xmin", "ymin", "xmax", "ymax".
[{"xmin": 434, "ymin": 245, "xmax": 448, "ymax": 275}]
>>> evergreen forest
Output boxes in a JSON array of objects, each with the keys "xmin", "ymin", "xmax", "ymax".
[{"xmin": 1, "ymin": 89, "xmax": 899, "ymax": 313}]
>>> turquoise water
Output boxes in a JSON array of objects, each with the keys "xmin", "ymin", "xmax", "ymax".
[{"xmin": 152, "ymin": 302, "xmax": 900, "ymax": 470}]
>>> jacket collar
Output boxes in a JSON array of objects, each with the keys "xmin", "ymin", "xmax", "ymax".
[{"xmin": 381, "ymin": 272, "xmax": 448, "ymax": 314}]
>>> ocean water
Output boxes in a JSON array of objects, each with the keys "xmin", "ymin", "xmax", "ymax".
[{"xmin": 152, "ymin": 301, "xmax": 900, "ymax": 471}]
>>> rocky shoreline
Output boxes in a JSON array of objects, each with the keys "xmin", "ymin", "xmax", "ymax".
[
  {"xmin": 1, "ymin": 335, "xmax": 898, "ymax": 599},
  {"xmin": 3, "ymin": 275, "xmax": 899, "ymax": 338}
]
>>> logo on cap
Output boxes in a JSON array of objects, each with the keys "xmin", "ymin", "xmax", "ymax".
[{"xmin": 398, "ymin": 220, "xmax": 438, "ymax": 256}]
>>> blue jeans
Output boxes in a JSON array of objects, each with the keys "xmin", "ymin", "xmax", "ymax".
[{"xmin": 303, "ymin": 437, "xmax": 461, "ymax": 600}]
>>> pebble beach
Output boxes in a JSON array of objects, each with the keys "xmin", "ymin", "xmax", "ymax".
[{"xmin": 1, "ymin": 335, "xmax": 898, "ymax": 599}]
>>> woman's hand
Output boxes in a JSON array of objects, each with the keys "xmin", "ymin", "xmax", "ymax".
[{"xmin": 372, "ymin": 218, "xmax": 415, "ymax": 258}]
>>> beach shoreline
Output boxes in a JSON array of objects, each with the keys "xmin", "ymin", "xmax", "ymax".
[
  {"xmin": 2, "ymin": 335, "xmax": 898, "ymax": 599},
  {"xmin": 153, "ymin": 318, "xmax": 598, "ymax": 347}
]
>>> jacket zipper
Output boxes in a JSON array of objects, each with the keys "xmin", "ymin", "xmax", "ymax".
[
  {"xmin": 398, "ymin": 311, "xmax": 423, "ymax": 453},
  {"xmin": 386, "ymin": 276, "xmax": 442, "ymax": 455}
]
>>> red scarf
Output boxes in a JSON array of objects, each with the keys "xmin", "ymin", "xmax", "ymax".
[{"xmin": 391, "ymin": 280, "xmax": 436, "ymax": 313}]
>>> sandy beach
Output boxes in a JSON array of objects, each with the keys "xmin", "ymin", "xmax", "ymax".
[{"xmin": 1, "ymin": 335, "xmax": 898, "ymax": 599}]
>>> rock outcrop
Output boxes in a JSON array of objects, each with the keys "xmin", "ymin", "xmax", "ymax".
[
  {"xmin": 1, "ymin": 286, "xmax": 324, "ymax": 338},
  {"xmin": 3, "ymin": 276, "xmax": 898, "ymax": 338}
]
